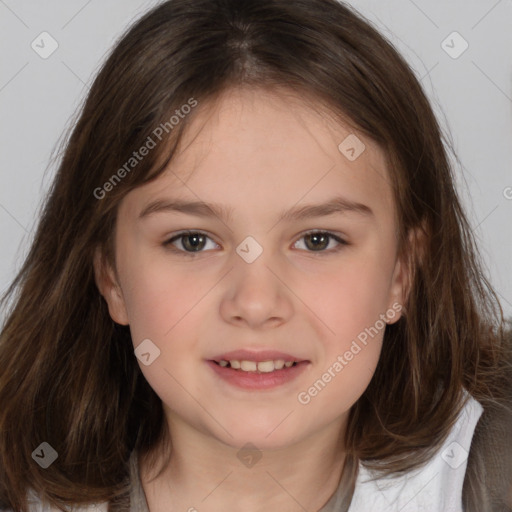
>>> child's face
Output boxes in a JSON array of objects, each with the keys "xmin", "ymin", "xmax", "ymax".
[{"xmin": 98, "ymin": 87, "xmax": 407, "ymax": 450}]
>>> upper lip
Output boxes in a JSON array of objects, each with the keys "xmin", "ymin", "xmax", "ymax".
[{"xmin": 209, "ymin": 349, "xmax": 308, "ymax": 363}]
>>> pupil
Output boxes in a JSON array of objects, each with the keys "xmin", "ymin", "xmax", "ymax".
[
  {"xmin": 307, "ymin": 233, "xmax": 327, "ymax": 251},
  {"xmin": 184, "ymin": 234, "xmax": 205, "ymax": 251},
  {"xmin": 182, "ymin": 233, "xmax": 328, "ymax": 252}
]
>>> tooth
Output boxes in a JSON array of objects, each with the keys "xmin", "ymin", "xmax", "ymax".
[
  {"xmin": 257, "ymin": 360, "xmax": 275, "ymax": 373},
  {"xmin": 241, "ymin": 360, "xmax": 257, "ymax": 371},
  {"xmin": 223, "ymin": 359, "xmax": 297, "ymax": 372}
]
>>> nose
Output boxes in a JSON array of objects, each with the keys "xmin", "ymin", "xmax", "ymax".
[{"xmin": 219, "ymin": 251, "xmax": 294, "ymax": 330}]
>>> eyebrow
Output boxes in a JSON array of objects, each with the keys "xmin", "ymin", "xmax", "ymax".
[{"xmin": 138, "ymin": 195, "xmax": 374, "ymax": 223}]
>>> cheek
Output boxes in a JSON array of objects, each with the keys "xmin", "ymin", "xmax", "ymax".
[
  {"xmin": 117, "ymin": 249, "xmax": 205, "ymax": 343},
  {"xmin": 303, "ymin": 254, "xmax": 394, "ymax": 342},
  {"xmin": 119, "ymin": 260, "xmax": 208, "ymax": 408},
  {"xmin": 298, "ymin": 269, "xmax": 386, "ymax": 414},
  {"xmin": 300, "ymin": 336, "xmax": 383, "ymax": 414}
]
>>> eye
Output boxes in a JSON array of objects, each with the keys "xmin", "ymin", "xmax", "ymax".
[
  {"xmin": 163, "ymin": 230, "xmax": 348, "ymax": 256},
  {"xmin": 163, "ymin": 231, "xmax": 219, "ymax": 254},
  {"xmin": 293, "ymin": 230, "xmax": 348, "ymax": 253}
]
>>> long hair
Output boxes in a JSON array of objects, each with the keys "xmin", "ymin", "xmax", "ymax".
[{"xmin": 0, "ymin": 0, "xmax": 509, "ymax": 510}]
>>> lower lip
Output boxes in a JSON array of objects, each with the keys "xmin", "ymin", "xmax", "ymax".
[{"xmin": 206, "ymin": 360, "xmax": 310, "ymax": 390}]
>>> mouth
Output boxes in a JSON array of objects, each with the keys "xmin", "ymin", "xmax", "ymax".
[
  {"xmin": 206, "ymin": 350, "xmax": 310, "ymax": 390},
  {"xmin": 208, "ymin": 349, "xmax": 309, "ymax": 373},
  {"xmin": 211, "ymin": 359, "xmax": 300, "ymax": 373},
  {"xmin": 206, "ymin": 354, "xmax": 311, "ymax": 391}
]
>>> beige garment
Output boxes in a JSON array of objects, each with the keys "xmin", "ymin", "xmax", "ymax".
[{"xmin": 128, "ymin": 451, "xmax": 357, "ymax": 512}]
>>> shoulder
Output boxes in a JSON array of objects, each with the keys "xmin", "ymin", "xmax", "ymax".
[
  {"xmin": 348, "ymin": 392, "xmax": 484, "ymax": 512},
  {"xmin": 463, "ymin": 330, "xmax": 512, "ymax": 511},
  {"xmin": 1, "ymin": 492, "xmax": 109, "ymax": 512}
]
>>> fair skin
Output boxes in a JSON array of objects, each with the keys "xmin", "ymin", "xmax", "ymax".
[{"xmin": 95, "ymin": 86, "xmax": 409, "ymax": 512}]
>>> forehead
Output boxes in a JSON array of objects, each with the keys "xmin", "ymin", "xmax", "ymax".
[{"xmin": 120, "ymin": 86, "xmax": 396, "ymax": 226}]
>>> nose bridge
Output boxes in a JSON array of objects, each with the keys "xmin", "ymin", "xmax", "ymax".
[
  {"xmin": 233, "ymin": 235, "xmax": 279, "ymax": 303},
  {"xmin": 220, "ymin": 234, "xmax": 293, "ymax": 328}
]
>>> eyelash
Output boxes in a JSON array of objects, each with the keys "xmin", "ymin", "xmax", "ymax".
[{"xmin": 162, "ymin": 230, "xmax": 348, "ymax": 257}]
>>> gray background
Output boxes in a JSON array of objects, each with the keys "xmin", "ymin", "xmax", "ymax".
[{"xmin": 0, "ymin": 0, "xmax": 511, "ymax": 321}]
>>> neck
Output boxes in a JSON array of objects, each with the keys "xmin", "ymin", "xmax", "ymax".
[{"xmin": 140, "ymin": 417, "xmax": 350, "ymax": 512}]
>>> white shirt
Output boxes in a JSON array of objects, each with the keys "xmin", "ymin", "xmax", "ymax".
[
  {"xmin": 329, "ymin": 392, "xmax": 483, "ymax": 512},
  {"xmin": 11, "ymin": 392, "xmax": 484, "ymax": 512}
]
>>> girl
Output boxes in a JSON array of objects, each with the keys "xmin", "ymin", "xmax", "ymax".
[{"xmin": 0, "ymin": 0, "xmax": 511, "ymax": 511}]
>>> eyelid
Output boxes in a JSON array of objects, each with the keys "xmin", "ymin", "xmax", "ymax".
[
  {"xmin": 293, "ymin": 229, "xmax": 348, "ymax": 254},
  {"xmin": 163, "ymin": 230, "xmax": 220, "ymax": 255},
  {"xmin": 163, "ymin": 229, "xmax": 348, "ymax": 255}
]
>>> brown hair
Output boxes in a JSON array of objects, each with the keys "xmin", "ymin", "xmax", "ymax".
[{"xmin": 0, "ymin": 0, "xmax": 510, "ymax": 510}]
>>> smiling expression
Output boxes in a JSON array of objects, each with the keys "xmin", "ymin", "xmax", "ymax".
[{"xmin": 96, "ymin": 86, "xmax": 407, "ymax": 450}]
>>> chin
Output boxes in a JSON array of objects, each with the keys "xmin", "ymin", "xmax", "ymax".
[{"xmin": 211, "ymin": 417, "xmax": 308, "ymax": 452}]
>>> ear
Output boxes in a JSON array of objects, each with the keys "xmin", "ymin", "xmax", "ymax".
[
  {"xmin": 386, "ymin": 224, "xmax": 426, "ymax": 324},
  {"xmin": 93, "ymin": 247, "xmax": 130, "ymax": 325}
]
